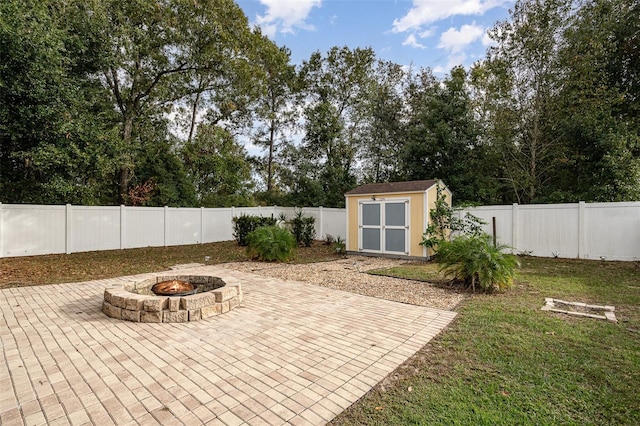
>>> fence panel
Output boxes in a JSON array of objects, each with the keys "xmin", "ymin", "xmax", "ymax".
[
  {"xmin": 166, "ymin": 208, "xmax": 201, "ymax": 246},
  {"xmin": 456, "ymin": 205, "xmax": 513, "ymax": 247},
  {"xmin": 0, "ymin": 204, "xmax": 66, "ymax": 257},
  {"xmin": 517, "ymin": 204, "xmax": 579, "ymax": 258},
  {"xmin": 70, "ymin": 206, "xmax": 120, "ymax": 253},
  {"xmin": 460, "ymin": 202, "xmax": 640, "ymax": 261},
  {"xmin": 203, "ymin": 208, "xmax": 234, "ymax": 242},
  {"xmin": 320, "ymin": 208, "xmax": 347, "ymax": 241},
  {"xmin": 123, "ymin": 207, "xmax": 164, "ymax": 249},
  {"xmin": 584, "ymin": 203, "xmax": 640, "ymax": 261}
]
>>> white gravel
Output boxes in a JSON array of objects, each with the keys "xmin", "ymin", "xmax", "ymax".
[{"xmin": 221, "ymin": 256, "xmax": 466, "ymax": 310}]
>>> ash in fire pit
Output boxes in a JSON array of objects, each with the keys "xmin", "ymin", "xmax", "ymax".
[{"xmin": 151, "ymin": 280, "xmax": 196, "ymax": 296}]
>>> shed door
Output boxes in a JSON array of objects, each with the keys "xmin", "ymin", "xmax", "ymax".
[{"xmin": 359, "ymin": 199, "xmax": 408, "ymax": 255}]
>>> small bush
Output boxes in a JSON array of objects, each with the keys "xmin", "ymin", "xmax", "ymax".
[
  {"xmin": 246, "ymin": 226, "xmax": 295, "ymax": 262},
  {"xmin": 232, "ymin": 215, "xmax": 277, "ymax": 246},
  {"xmin": 334, "ymin": 235, "xmax": 346, "ymax": 254},
  {"xmin": 289, "ymin": 210, "xmax": 315, "ymax": 247},
  {"xmin": 437, "ymin": 234, "xmax": 519, "ymax": 292}
]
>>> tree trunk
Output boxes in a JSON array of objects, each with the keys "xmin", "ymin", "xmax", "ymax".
[
  {"xmin": 119, "ymin": 115, "xmax": 135, "ymax": 204},
  {"xmin": 267, "ymin": 118, "xmax": 275, "ymax": 192}
]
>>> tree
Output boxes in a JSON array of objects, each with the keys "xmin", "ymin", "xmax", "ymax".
[
  {"xmin": 295, "ymin": 46, "xmax": 377, "ymax": 207},
  {"xmin": 182, "ymin": 124, "xmax": 254, "ymax": 207},
  {"xmin": 359, "ymin": 60, "xmax": 406, "ymax": 183},
  {"xmin": 550, "ymin": 0, "xmax": 640, "ymax": 201},
  {"xmin": 0, "ymin": 0, "xmax": 118, "ymax": 204},
  {"xmin": 480, "ymin": 0, "xmax": 572, "ymax": 203},
  {"xmin": 94, "ymin": 0, "xmax": 258, "ymax": 203},
  {"xmin": 249, "ymin": 37, "xmax": 300, "ymax": 196},
  {"xmin": 400, "ymin": 67, "xmax": 488, "ymax": 204}
]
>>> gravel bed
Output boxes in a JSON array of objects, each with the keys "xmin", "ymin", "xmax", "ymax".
[{"xmin": 221, "ymin": 256, "xmax": 466, "ymax": 310}]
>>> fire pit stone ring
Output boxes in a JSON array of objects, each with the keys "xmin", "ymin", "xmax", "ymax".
[{"xmin": 102, "ymin": 274, "xmax": 242, "ymax": 323}]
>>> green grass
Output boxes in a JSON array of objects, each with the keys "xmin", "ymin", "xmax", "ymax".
[
  {"xmin": 331, "ymin": 257, "xmax": 640, "ymax": 425},
  {"xmin": 0, "ymin": 240, "xmax": 341, "ymax": 289}
]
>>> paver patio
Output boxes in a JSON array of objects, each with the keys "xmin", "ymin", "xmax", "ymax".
[{"xmin": 0, "ymin": 265, "xmax": 456, "ymax": 425}]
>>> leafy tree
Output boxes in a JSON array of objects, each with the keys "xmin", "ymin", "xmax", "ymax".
[
  {"xmin": 549, "ymin": 0, "xmax": 640, "ymax": 201},
  {"xmin": 294, "ymin": 47, "xmax": 377, "ymax": 207},
  {"xmin": 182, "ymin": 124, "xmax": 254, "ymax": 207},
  {"xmin": 94, "ymin": 0, "xmax": 258, "ymax": 203},
  {"xmin": 0, "ymin": 0, "xmax": 118, "ymax": 204},
  {"xmin": 249, "ymin": 37, "xmax": 301, "ymax": 196},
  {"xmin": 420, "ymin": 184, "xmax": 485, "ymax": 252},
  {"xmin": 400, "ymin": 67, "xmax": 489, "ymax": 204},
  {"xmin": 480, "ymin": 0, "xmax": 572, "ymax": 203},
  {"xmin": 359, "ymin": 60, "xmax": 407, "ymax": 183}
]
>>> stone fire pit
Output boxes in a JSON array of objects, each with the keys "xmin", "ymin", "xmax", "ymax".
[{"xmin": 102, "ymin": 274, "xmax": 242, "ymax": 323}]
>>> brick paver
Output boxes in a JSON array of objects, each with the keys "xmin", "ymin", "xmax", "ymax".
[{"xmin": 0, "ymin": 265, "xmax": 456, "ymax": 425}]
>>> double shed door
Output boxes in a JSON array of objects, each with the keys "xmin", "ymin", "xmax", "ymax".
[{"xmin": 359, "ymin": 199, "xmax": 409, "ymax": 255}]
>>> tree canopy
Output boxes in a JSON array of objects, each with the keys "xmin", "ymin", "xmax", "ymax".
[{"xmin": 1, "ymin": 0, "xmax": 637, "ymax": 207}]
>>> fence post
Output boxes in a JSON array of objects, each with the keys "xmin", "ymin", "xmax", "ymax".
[
  {"xmin": 164, "ymin": 206, "xmax": 169, "ymax": 247},
  {"xmin": 578, "ymin": 201, "xmax": 586, "ymax": 259},
  {"xmin": 65, "ymin": 204, "xmax": 72, "ymax": 254},
  {"xmin": 200, "ymin": 207, "xmax": 204, "ymax": 244},
  {"xmin": 0, "ymin": 203, "xmax": 3, "ymax": 257},
  {"xmin": 512, "ymin": 203, "xmax": 519, "ymax": 254},
  {"xmin": 318, "ymin": 206, "xmax": 323, "ymax": 240},
  {"xmin": 120, "ymin": 205, "xmax": 125, "ymax": 249}
]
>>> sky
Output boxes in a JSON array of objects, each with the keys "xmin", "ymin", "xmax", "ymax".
[{"xmin": 235, "ymin": 0, "xmax": 515, "ymax": 74}]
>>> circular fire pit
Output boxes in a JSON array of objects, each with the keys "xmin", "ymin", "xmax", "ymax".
[{"xmin": 102, "ymin": 274, "xmax": 242, "ymax": 323}]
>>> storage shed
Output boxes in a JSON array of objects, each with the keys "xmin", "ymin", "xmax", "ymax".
[{"xmin": 345, "ymin": 179, "xmax": 452, "ymax": 258}]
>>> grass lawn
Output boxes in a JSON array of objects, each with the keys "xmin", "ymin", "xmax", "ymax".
[
  {"xmin": 331, "ymin": 257, "xmax": 640, "ymax": 425},
  {"xmin": 0, "ymin": 240, "xmax": 341, "ymax": 289}
]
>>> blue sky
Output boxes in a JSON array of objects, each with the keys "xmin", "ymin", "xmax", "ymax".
[{"xmin": 235, "ymin": 0, "xmax": 515, "ymax": 74}]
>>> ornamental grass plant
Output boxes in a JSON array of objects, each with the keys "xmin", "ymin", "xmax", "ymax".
[{"xmin": 246, "ymin": 225, "xmax": 296, "ymax": 262}]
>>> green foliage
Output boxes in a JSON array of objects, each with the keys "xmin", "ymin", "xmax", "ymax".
[
  {"xmin": 400, "ymin": 67, "xmax": 492, "ymax": 204},
  {"xmin": 420, "ymin": 184, "xmax": 485, "ymax": 251},
  {"xmin": 182, "ymin": 125, "xmax": 254, "ymax": 207},
  {"xmin": 246, "ymin": 226, "xmax": 295, "ymax": 262},
  {"xmin": 436, "ymin": 234, "xmax": 519, "ymax": 292},
  {"xmin": 333, "ymin": 235, "xmax": 346, "ymax": 254},
  {"xmin": 232, "ymin": 215, "xmax": 277, "ymax": 246},
  {"xmin": 288, "ymin": 210, "xmax": 315, "ymax": 247}
]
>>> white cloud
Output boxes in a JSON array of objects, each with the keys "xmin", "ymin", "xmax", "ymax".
[
  {"xmin": 482, "ymin": 31, "xmax": 495, "ymax": 47},
  {"xmin": 392, "ymin": 0, "xmax": 511, "ymax": 33},
  {"xmin": 445, "ymin": 52, "xmax": 467, "ymax": 69},
  {"xmin": 255, "ymin": 0, "xmax": 322, "ymax": 37},
  {"xmin": 402, "ymin": 34, "xmax": 426, "ymax": 49},
  {"xmin": 438, "ymin": 24, "xmax": 484, "ymax": 53}
]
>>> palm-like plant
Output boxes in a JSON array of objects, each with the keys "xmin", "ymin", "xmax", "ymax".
[
  {"xmin": 246, "ymin": 226, "xmax": 296, "ymax": 262},
  {"xmin": 437, "ymin": 234, "xmax": 519, "ymax": 292}
]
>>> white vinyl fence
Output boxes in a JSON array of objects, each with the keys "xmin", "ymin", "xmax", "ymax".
[
  {"xmin": 2, "ymin": 202, "xmax": 638, "ymax": 260},
  {"xmin": 0, "ymin": 204, "xmax": 346, "ymax": 258},
  {"xmin": 458, "ymin": 202, "xmax": 640, "ymax": 261}
]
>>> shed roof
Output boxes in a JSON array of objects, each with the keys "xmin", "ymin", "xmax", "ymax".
[{"xmin": 345, "ymin": 179, "xmax": 439, "ymax": 195}]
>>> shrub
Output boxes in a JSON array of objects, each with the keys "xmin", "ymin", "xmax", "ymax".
[
  {"xmin": 246, "ymin": 226, "xmax": 295, "ymax": 262},
  {"xmin": 437, "ymin": 234, "xmax": 519, "ymax": 292},
  {"xmin": 420, "ymin": 184, "xmax": 485, "ymax": 252},
  {"xmin": 232, "ymin": 215, "xmax": 277, "ymax": 246},
  {"xmin": 334, "ymin": 235, "xmax": 346, "ymax": 254},
  {"xmin": 289, "ymin": 210, "xmax": 315, "ymax": 247}
]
